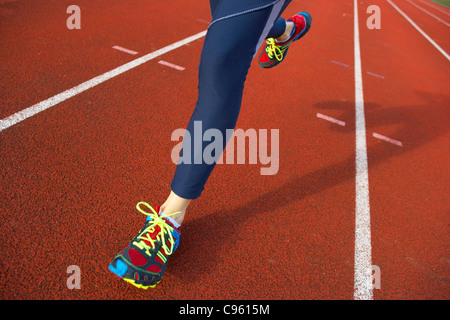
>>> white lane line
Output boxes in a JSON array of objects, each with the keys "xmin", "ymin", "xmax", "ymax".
[
  {"xmin": 387, "ymin": 0, "xmax": 450, "ymax": 61},
  {"xmin": 406, "ymin": 0, "xmax": 450, "ymax": 27},
  {"xmin": 197, "ymin": 18, "xmax": 211, "ymax": 25},
  {"xmin": 353, "ymin": 0, "xmax": 373, "ymax": 301},
  {"xmin": 0, "ymin": 30, "xmax": 208, "ymax": 133},
  {"xmin": 418, "ymin": 0, "xmax": 450, "ymax": 16},
  {"xmin": 373, "ymin": 133, "xmax": 403, "ymax": 147},
  {"xmin": 331, "ymin": 60, "xmax": 350, "ymax": 68},
  {"xmin": 112, "ymin": 45, "xmax": 138, "ymax": 55},
  {"xmin": 316, "ymin": 113, "xmax": 346, "ymax": 126},
  {"xmin": 366, "ymin": 71, "xmax": 385, "ymax": 79},
  {"xmin": 158, "ymin": 60, "xmax": 185, "ymax": 71}
]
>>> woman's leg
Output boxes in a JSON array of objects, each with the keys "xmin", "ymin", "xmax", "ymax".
[
  {"xmin": 109, "ymin": 0, "xmax": 302, "ymax": 290},
  {"xmin": 160, "ymin": 190, "xmax": 190, "ymax": 225},
  {"xmin": 267, "ymin": 17, "xmax": 287, "ymax": 39},
  {"xmin": 164, "ymin": 2, "xmax": 292, "ymax": 224},
  {"xmin": 209, "ymin": 0, "xmax": 221, "ymax": 18}
]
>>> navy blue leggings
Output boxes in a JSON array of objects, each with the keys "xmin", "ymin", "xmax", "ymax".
[
  {"xmin": 208, "ymin": 0, "xmax": 288, "ymax": 39},
  {"xmin": 171, "ymin": 0, "xmax": 292, "ymax": 199}
]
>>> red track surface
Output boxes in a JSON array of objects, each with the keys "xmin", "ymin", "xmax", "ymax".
[{"xmin": 0, "ymin": 0, "xmax": 448, "ymax": 300}]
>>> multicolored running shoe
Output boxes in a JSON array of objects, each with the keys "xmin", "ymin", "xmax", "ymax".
[
  {"xmin": 108, "ymin": 202, "xmax": 181, "ymax": 289},
  {"xmin": 259, "ymin": 11, "xmax": 312, "ymax": 68}
]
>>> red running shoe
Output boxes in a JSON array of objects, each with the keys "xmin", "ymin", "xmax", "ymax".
[
  {"xmin": 259, "ymin": 11, "xmax": 312, "ymax": 68},
  {"xmin": 108, "ymin": 202, "xmax": 181, "ymax": 289}
]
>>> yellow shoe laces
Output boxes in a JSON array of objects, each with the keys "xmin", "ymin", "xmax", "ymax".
[
  {"xmin": 265, "ymin": 38, "xmax": 287, "ymax": 62},
  {"xmin": 132, "ymin": 202, "xmax": 181, "ymax": 256}
]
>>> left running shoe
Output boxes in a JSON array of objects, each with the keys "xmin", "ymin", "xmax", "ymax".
[
  {"xmin": 108, "ymin": 202, "xmax": 181, "ymax": 289},
  {"xmin": 259, "ymin": 11, "xmax": 312, "ymax": 68}
]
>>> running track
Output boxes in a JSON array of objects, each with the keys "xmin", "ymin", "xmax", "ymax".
[{"xmin": 0, "ymin": 0, "xmax": 449, "ymax": 300}]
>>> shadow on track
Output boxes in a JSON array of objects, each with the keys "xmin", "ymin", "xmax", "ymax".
[{"xmin": 169, "ymin": 91, "xmax": 449, "ymax": 285}]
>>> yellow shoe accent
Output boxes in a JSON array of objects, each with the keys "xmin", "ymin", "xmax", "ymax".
[
  {"xmin": 264, "ymin": 38, "xmax": 288, "ymax": 62},
  {"xmin": 124, "ymin": 278, "xmax": 159, "ymax": 290}
]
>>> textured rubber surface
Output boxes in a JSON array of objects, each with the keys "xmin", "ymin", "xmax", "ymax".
[{"xmin": 0, "ymin": 0, "xmax": 449, "ymax": 299}]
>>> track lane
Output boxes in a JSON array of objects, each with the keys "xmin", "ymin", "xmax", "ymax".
[
  {"xmin": 391, "ymin": 0, "xmax": 450, "ymax": 53},
  {"xmin": 0, "ymin": 0, "xmax": 211, "ymax": 119},
  {"xmin": 358, "ymin": 0, "xmax": 450, "ymax": 299},
  {"xmin": 1, "ymin": 0, "xmax": 360, "ymax": 299},
  {"xmin": 407, "ymin": 0, "xmax": 450, "ymax": 27},
  {"xmin": 1, "ymin": 0, "xmax": 447, "ymax": 300}
]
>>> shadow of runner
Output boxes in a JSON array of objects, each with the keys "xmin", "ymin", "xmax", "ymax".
[{"xmin": 168, "ymin": 93, "xmax": 449, "ymax": 286}]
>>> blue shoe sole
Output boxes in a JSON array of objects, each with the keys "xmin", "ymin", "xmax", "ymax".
[{"xmin": 108, "ymin": 259, "xmax": 128, "ymax": 278}]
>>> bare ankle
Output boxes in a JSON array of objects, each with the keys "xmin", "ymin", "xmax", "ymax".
[
  {"xmin": 160, "ymin": 205, "xmax": 185, "ymax": 225},
  {"xmin": 160, "ymin": 190, "xmax": 191, "ymax": 225},
  {"xmin": 276, "ymin": 21, "xmax": 294, "ymax": 42}
]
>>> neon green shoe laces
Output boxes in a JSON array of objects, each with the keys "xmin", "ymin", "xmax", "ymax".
[
  {"xmin": 132, "ymin": 202, "xmax": 180, "ymax": 257},
  {"xmin": 265, "ymin": 38, "xmax": 288, "ymax": 62}
]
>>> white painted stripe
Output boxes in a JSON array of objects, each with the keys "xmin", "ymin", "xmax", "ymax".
[
  {"xmin": 353, "ymin": 0, "xmax": 373, "ymax": 301},
  {"xmin": 316, "ymin": 113, "xmax": 346, "ymax": 126},
  {"xmin": 406, "ymin": 0, "xmax": 450, "ymax": 27},
  {"xmin": 0, "ymin": 30, "xmax": 207, "ymax": 133},
  {"xmin": 158, "ymin": 60, "xmax": 185, "ymax": 71},
  {"xmin": 430, "ymin": 0, "xmax": 450, "ymax": 9},
  {"xmin": 418, "ymin": 0, "xmax": 450, "ymax": 16},
  {"xmin": 331, "ymin": 60, "xmax": 350, "ymax": 68},
  {"xmin": 366, "ymin": 71, "xmax": 385, "ymax": 79},
  {"xmin": 112, "ymin": 45, "xmax": 138, "ymax": 55},
  {"xmin": 373, "ymin": 132, "xmax": 403, "ymax": 147},
  {"xmin": 387, "ymin": 0, "xmax": 450, "ymax": 61},
  {"xmin": 197, "ymin": 18, "xmax": 211, "ymax": 25}
]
